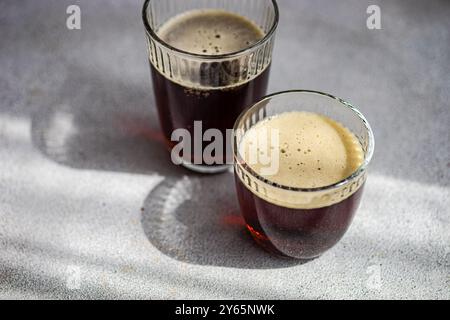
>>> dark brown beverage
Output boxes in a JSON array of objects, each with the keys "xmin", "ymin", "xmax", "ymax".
[
  {"xmin": 149, "ymin": 9, "xmax": 271, "ymax": 169},
  {"xmin": 235, "ymin": 177, "xmax": 365, "ymax": 259},
  {"xmin": 235, "ymin": 111, "xmax": 367, "ymax": 259},
  {"xmin": 151, "ymin": 64, "xmax": 270, "ymax": 165}
]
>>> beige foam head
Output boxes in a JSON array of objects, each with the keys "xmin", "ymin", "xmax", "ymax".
[
  {"xmin": 157, "ymin": 9, "xmax": 264, "ymax": 55},
  {"xmin": 239, "ymin": 111, "xmax": 365, "ymax": 189}
]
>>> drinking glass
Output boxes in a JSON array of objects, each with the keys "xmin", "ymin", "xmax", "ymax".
[
  {"xmin": 233, "ymin": 90, "xmax": 375, "ymax": 259},
  {"xmin": 142, "ymin": 0, "xmax": 279, "ymax": 173}
]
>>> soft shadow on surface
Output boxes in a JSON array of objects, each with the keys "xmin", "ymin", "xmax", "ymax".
[
  {"xmin": 141, "ymin": 172, "xmax": 300, "ymax": 268},
  {"xmin": 29, "ymin": 64, "xmax": 299, "ymax": 269},
  {"xmin": 30, "ymin": 65, "xmax": 190, "ymax": 178},
  {"xmin": 0, "ymin": 236, "xmax": 299, "ymax": 299}
]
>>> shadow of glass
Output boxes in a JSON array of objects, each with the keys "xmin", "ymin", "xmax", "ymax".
[
  {"xmin": 30, "ymin": 65, "xmax": 191, "ymax": 178},
  {"xmin": 141, "ymin": 172, "xmax": 301, "ymax": 269},
  {"xmin": 29, "ymin": 64, "xmax": 299, "ymax": 269}
]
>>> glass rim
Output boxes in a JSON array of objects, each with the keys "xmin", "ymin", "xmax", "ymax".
[
  {"xmin": 142, "ymin": 0, "xmax": 279, "ymax": 60},
  {"xmin": 233, "ymin": 90, "xmax": 375, "ymax": 193}
]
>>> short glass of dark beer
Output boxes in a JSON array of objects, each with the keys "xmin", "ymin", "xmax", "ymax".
[
  {"xmin": 233, "ymin": 91, "xmax": 375, "ymax": 259},
  {"xmin": 142, "ymin": 0, "xmax": 279, "ymax": 173}
]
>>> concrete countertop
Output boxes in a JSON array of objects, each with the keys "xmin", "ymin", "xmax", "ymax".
[{"xmin": 0, "ymin": 0, "xmax": 449, "ymax": 299}]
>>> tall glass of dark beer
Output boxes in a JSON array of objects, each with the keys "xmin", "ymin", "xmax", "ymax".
[
  {"xmin": 142, "ymin": 0, "xmax": 279, "ymax": 173},
  {"xmin": 233, "ymin": 90, "xmax": 375, "ymax": 259}
]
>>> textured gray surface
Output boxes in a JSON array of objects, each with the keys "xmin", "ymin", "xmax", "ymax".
[{"xmin": 0, "ymin": 0, "xmax": 449, "ymax": 299}]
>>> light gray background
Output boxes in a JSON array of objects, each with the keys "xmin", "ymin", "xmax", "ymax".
[{"xmin": 0, "ymin": 0, "xmax": 449, "ymax": 299}]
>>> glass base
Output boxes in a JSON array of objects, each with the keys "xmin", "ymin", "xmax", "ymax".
[
  {"xmin": 181, "ymin": 162, "xmax": 230, "ymax": 174},
  {"xmin": 246, "ymin": 224, "xmax": 321, "ymax": 261},
  {"xmin": 171, "ymin": 152, "xmax": 232, "ymax": 174}
]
